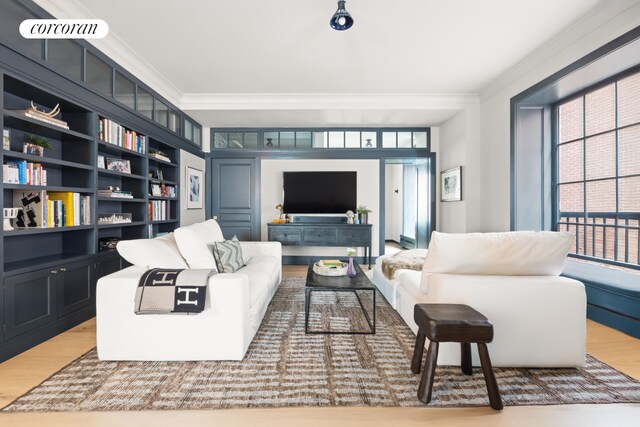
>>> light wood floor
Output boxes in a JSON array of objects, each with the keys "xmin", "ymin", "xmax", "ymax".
[{"xmin": 0, "ymin": 265, "xmax": 639, "ymax": 426}]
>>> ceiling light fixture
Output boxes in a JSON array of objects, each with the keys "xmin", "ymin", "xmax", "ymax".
[{"xmin": 330, "ymin": 1, "xmax": 354, "ymax": 31}]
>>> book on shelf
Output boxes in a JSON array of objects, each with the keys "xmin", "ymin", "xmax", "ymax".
[
  {"xmin": 148, "ymin": 200, "xmax": 169, "ymax": 221},
  {"xmin": 98, "ymin": 117, "xmax": 146, "ymax": 153},
  {"xmin": 3, "ymin": 160, "xmax": 47, "ymax": 185},
  {"xmin": 149, "ymin": 150, "xmax": 171, "ymax": 162},
  {"xmin": 47, "ymin": 192, "xmax": 91, "ymax": 226},
  {"xmin": 98, "ymin": 188, "xmax": 134, "ymax": 198}
]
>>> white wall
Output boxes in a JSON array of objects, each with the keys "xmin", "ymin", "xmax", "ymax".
[
  {"xmin": 180, "ymin": 149, "xmax": 206, "ymax": 226},
  {"xmin": 384, "ymin": 164, "xmax": 403, "ymax": 242},
  {"xmin": 260, "ymin": 159, "xmax": 380, "ymax": 257},
  {"xmin": 438, "ymin": 1, "xmax": 640, "ymax": 232}
]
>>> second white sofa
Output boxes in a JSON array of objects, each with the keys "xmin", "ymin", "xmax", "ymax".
[
  {"xmin": 97, "ymin": 220, "xmax": 282, "ymax": 361},
  {"xmin": 373, "ymin": 231, "xmax": 586, "ymax": 368}
]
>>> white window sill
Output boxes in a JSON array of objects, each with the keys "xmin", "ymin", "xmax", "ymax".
[{"xmin": 562, "ymin": 258, "xmax": 640, "ymax": 291}]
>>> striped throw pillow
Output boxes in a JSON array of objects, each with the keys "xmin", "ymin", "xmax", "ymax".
[{"xmin": 212, "ymin": 236, "xmax": 245, "ymax": 273}]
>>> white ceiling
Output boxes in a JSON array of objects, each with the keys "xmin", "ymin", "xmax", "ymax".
[{"xmin": 37, "ymin": 0, "xmax": 605, "ymax": 127}]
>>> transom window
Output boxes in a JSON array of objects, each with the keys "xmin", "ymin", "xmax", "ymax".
[{"xmin": 555, "ymin": 69, "xmax": 640, "ymax": 268}]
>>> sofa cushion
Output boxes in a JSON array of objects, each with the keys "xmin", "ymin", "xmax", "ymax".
[
  {"xmin": 213, "ymin": 237, "xmax": 245, "ymax": 273},
  {"xmin": 173, "ymin": 219, "xmax": 225, "ymax": 269},
  {"xmin": 237, "ymin": 255, "xmax": 282, "ymax": 330},
  {"xmin": 116, "ymin": 233, "xmax": 188, "ymax": 269},
  {"xmin": 424, "ymin": 231, "xmax": 573, "ymax": 276}
]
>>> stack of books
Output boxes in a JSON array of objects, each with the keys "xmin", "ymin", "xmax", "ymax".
[
  {"xmin": 148, "ymin": 200, "xmax": 169, "ymax": 221},
  {"xmin": 98, "ymin": 188, "xmax": 134, "ymax": 198},
  {"xmin": 318, "ymin": 259, "xmax": 344, "ymax": 268},
  {"xmin": 149, "ymin": 149, "xmax": 170, "ymax": 162},
  {"xmin": 98, "ymin": 117, "xmax": 146, "ymax": 153},
  {"xmin": 3, "ymin": 160, "xmax": 47, "ymax": 185},
  {"xmin": 11, "ymin": 190, "xmax": 90, "ymax": 228}
]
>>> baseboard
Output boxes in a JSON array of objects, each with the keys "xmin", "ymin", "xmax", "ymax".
[
  {"xmin": 282, "ymin": 256, "xmax": 376, "ymax": 266},
  {"xmin": 587, "ymin": 304, "xmax": 640, "ymax": 339}
]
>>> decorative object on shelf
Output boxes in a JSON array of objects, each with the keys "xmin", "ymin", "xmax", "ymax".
[
  {"xmin": 275, "ymin": 203, "xmax": 285, "ymax": 223},
  {"xmin": 330, "ymin": 0, "xmax": 354, "ymax": 31},
  {"xmin": 160, "ymin": 183, "xmax": 173, "ymax": 198},
  {"xmin": 106, "ymin": 158, "xmax": 131, "ymax": 174},
  {"xmin": 99, "ymin": 237, "xmax": 120, "ymax": 252},
  {"xmin": 3, "ymin": 129, "xmax": 10, "ymax": 150},
  {"xmin": 153, "ymin": 169, "xmax": 164, "ymax": 181},
  {"xmin": 356, "ymin": 205, "xmax": 372, "ymax": 225},
  {"xmin": 3, "ymin": 207, "xmax": 20, "ymax": 231},
  {"xmin": 313, "ymin": 259, "xmax": 348, "ymax": 276},
  {"xmin": 346, "ymin": 247, "xmax": 357, "ymax": 278},
  {"xmin": 13, "ymin": 101, "xmax": 69, "ymax": 129},
  {"xmin": 149, "ymin": 149, "xmax": 170, "ymax": 162},
  {"xmin": 97, "ymin": 155, "xmax": 105, "ymax": 169},
  {"xmin": 98, "ymin": 186, "xmax": 133, "ymax": 199},
  {"xmin": 266, "ymin": 138, "xmax": 274, "ymax": 148},
  {"xmin": 346, "ymin": 210, "xmax": 355, "ymax": 224},
  {"xmin": 98, "ymin": 213, "xmax": 133, "ymax": 224},
  {"xmin": 151, "ymin": 183, "xmax": 162, "ymax": 197},
  {"xmin": 365, "ymin": 138, "xmax": 373, "ymax": 148},
  {"xmin": 23, "ymin": 134, "xmax": 52, "ymax": 156},
  {"xmin": 186, "ymin": 166, "xmax": 203, "ymax": 209},
  {"xmin": 13, "ymin": 191, "xmax": 45, "ymax": 228},
  {"xmin": 441, "ymin": 166, "xmax": 462, "ymax": 202}
]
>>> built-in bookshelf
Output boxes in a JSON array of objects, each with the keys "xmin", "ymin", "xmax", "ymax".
[{"xmin": 147, "ymin": 137, "xmax": 179, "ymax": 237}]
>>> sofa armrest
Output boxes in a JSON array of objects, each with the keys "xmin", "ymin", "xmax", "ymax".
[{"xmin": 239, "ymin": 241, "xmax": 282, "ymax": 261}]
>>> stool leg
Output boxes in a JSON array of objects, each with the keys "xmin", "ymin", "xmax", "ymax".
[
  {"xmin": 411, "ymin": 330, "xmax": 427, "ymax": 374},
  {"xmin": 417, "ymin": 341, "xmax": 439, "ymax": 404},
  {"xmin": 477, "ymin": 343, "xmax": 503, "ymax": 410},
  {"xmin": 461, "ymin": 342, "xmax": 472, "ymax": 375}
]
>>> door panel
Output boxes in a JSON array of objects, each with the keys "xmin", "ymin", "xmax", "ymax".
[
  {"xmin": 210, "ymin": 158, "xmax": 260, "ymax": 240},
  {"xmin": 58, "ymin": 259, "xmax": 94, "ymax": 317},
  {"xmin": 4, "ymin": 269, "xmax": 56, "ymax": 340}
]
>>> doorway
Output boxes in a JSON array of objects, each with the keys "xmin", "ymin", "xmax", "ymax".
[{"xmin": 383, "ymin": 158, "xmax": 434, "ymax": 255}]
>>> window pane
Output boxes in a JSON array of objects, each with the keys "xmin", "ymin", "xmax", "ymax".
[
  {"xmin": 585, "ymin": 84, "xmax": 615, "ymax": 136},
  {"xmin": 264, "ymin": 132, "xmax": 278, "ymax": 148},
  {"xmin": 585, "ymin": 132, "xmax": 615, "ymax": 180},
  {"xmin": 619, "ymin": 176, "xmax": 640, "ymax": 212},
  {"xmin": 114, "ymin": 71, "xmax": 135, "ymax": 109},
  {"xmin": 193, "ymin": 126, "xmax": 201, "ymax": 146},
  {"xmin": 184, "ymin": 120, "xmax": 193, "ymax": 140},
  {"xmin": 586, "ymin": 179, "xmax": 615, "ymax": 212},
  {"xmin": 154, "ymin": 99, "xmax": 168, "ymax": 127},
  {"xmin": 382, "ymin": 132, "xmax": 396, "ymax": 148},
  {"xmin": 345, "ymin": 132, "xmax": 360, "ymax": 148},
  {"xmin": 558, "ymin": 141, "xmax": 583, "ymax": 183},
  {"xmin": 559, "ymin": 183, "xmax": 584, "ymax": 212},
  {"xmin": 312, "ymin": 132, "xmax": 327, "ymax": 148},
  {"xmin": 229, "ymin": 132, "xmax": 243, "ymax": 148},
  {"xmin": 296, "ymin": 132, "xmax": 312, "ymax": 148},
  {"xmin": 86, "ymin": 52, "xmax": 112, "ymax": 97},
  {"xmin": 618, "ymin": 72, "xmax": 640, "ymax": 127},
  {"xmin": 169, "ymin": 110, "xmax": 181, "ymax": 134},
  {"xmin": 559, "ymin": 97, "xmax": 583, "ymax": 143},
  {"xmin": 619, "ymin": 124, "xmax": 640, "ymax": 177},
  {"xmin": 137, "ymin": 87, "xmax": 153, "ymax": 119},
  {"xmin": 280, "ymin": 132, "xmax": 295, "ymax": 148},
  {"xmin": 398, "ymin": 132, "xmax": 412, "ymax": 148},
  {"xmin": 362, "ymin": 132, "xmax": 376, "ymax": 148},
  {"xmin": 0, "ymin": 2, "xmax": 41, "ymax": 58},
  {"xmin": 328, "ymin": 132, "xmax": 344, "ymax": 148},
  {"xmin": 413, "ymin": 131, "xmax": 427, "ymax": 148},
  {"xmin": 244, "ymin": 132, "xmax": 258, "ymax": 148},
  {"xmin": 213, "ymin": 133, "xmax": 228, "ymax": 148},
  {"xmin": 48, "ymin": 39, "xmax": 82, "ymax": 80}
]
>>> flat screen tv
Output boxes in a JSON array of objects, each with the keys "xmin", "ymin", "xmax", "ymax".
[{"xmin": 283, "ymin": 171, "xmax": 356, "ymax": 214}]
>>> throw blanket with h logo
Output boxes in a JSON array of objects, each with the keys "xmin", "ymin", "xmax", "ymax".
[{"xmin": 134, "ymin": 268, "xmax": 215, "ymax": 314}]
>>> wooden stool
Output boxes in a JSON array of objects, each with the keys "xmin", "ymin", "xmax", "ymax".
[{"xmin": 411, "ymin": 303, "xmax": 503, "ymax": 410}]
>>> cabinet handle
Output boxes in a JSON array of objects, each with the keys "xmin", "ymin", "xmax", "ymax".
[
  {"xmin": 51, "ymin": 270, "xmax": 58, "ymax": 274},
  {"xmin": 60, "ymin": 267, "xmax": 67, "ymax": 272}
]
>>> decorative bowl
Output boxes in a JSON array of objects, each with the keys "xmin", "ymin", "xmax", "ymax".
[{"xmin": 313, "ymin": 261, "xmax": 348, "ymax": 276}]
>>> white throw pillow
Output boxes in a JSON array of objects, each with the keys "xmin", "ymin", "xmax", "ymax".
[
  {"xmin": 173, "ymin": 219, "xmax": 225, "ymax": 269},
  {"xmin": 424, "ymin": 231, "xmax": 574, "ymax": 276},
  {"xmin": 116, "ymin": 233, "xmax": 188, "ymax": 269}
]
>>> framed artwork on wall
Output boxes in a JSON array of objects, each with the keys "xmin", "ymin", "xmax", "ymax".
[
  {"xmin": 441, "ymin": 166, "xmax": 462, "ymax": 202},
  {"xmin": 186, "ymin": 166, "xmax": 203, "ymax": 209}
]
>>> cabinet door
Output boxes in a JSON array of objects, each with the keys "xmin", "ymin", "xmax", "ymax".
[
  {"xmin": 97, "ymin": 254, "xmax": 122, "ymax": 279},
  {"xmin": 0, "ymin": 285, "xmax": 4, "ymax": 343},
  {"xmin": 57, "ymin": 260, "xmax": 94, "ymax": 317},
  {"xmin": 4, "ymin": 269, "xmax": 57, "ymax": 340}
]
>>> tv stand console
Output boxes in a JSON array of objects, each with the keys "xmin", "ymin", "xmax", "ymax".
[{"xmin": 267, "ymin": 223, "xmax": 372, "ymax": 267}]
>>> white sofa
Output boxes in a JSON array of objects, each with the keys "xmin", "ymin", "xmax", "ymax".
[
  {"xmin": 97, "ymin": 220, "xmax": 282, "ymax": 361},
  {"xmin": 373, "ymin": 231, "xmax": 586, "ymax": 368}
]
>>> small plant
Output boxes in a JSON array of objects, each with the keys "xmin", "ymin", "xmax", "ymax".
[
  {"xmin": 24, "ymin": 134, "xmax": 53, "ymax": 149},
  {"xmin": 356, "ymin": 205, "xmax": 372, "ymax": 214}
]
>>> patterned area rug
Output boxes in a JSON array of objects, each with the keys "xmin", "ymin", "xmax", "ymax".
[{"xmin": 4, "ymin": 277, "xmax": 640, "ymax": 411}]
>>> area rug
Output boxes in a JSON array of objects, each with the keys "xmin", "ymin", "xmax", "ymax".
[{"xmin": 4, "ymin": 277, "xmax": 640, "ymax": 411}]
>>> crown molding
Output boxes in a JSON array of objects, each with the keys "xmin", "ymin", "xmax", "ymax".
[
  {"xmin": 180, "ymin": 93, "xmax": 479, "ymax": 111},
  {"xmin": 33, "ymin": 0, "xmax": 183, "ymax": 106},
  {"xmin": 478, "ymin": 0, "xmax": 640, "ymax": 102}
]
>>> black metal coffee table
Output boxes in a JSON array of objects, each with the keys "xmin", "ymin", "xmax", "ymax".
[{"xmin": 304, "ymin": 260, "xmax": 376, "ymax": 334}]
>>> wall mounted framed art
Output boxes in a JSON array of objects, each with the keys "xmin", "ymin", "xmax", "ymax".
[
  {"xmin": 186, "ymin": 166, "xmax": 203, "ymax": 209},
  {"xmin": 441, "ymin": 166, "xmax": 462, "ymax": 202}
]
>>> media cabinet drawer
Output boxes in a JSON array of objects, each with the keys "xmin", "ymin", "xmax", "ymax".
[
  {"xmin": 269, "ymin": 227, "xmax": 302, "ymax": 244},
  {"xmin": 303, "ymin": 228, "xmax": 337, "ymax": 244},
  {"xmin": 336, "ymin": 229, "xmax": 371, "ymax": 245}
]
